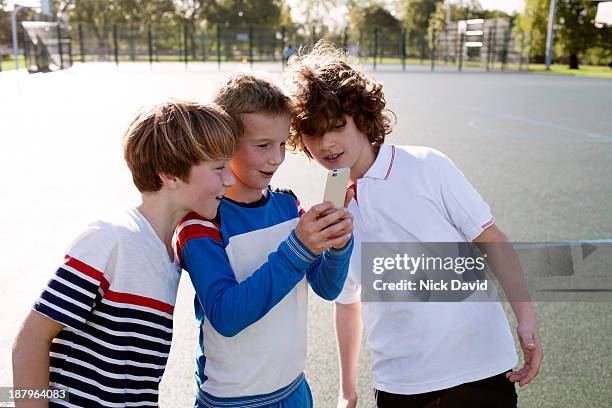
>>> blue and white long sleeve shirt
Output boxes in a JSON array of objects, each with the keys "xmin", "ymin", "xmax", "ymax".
[{"xmin": 176, "ymin": 188, "xmax": 353, "ymax": 405}]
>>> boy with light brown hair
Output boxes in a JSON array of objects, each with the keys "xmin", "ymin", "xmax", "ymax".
[
  {"xmin": 175, "ymin": 71, "xmax": 354, "ymax": 407},
  {"xmin": 12, "ymin": 101, "xmax": 237, "ymax": 407}
]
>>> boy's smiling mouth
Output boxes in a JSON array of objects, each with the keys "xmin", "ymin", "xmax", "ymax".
[
  {"xmin": 259, "ymin": 170, "xmax": 275, "ymax": 178},
  {"xmin": 323, "ymin": 152, "xmax": 343, "ymax": 163}
]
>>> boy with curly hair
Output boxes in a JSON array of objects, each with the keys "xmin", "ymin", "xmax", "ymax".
[{"xmin": 284, "ymin": 43, "xmax": 543, "ymax": 408}]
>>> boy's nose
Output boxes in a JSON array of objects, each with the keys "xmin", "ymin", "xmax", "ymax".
[
  {"xmin": 320, "ymin": 133, "xmax": 335, "ymax": 150},
  {"xmin": 268, "ymin": 146, "xmax": 285, "ymax": 165},
  {"xmin": 223, "ymin": 168, "xmax": 235, "ymax": 187}
]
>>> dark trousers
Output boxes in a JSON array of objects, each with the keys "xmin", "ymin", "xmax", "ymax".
[{"xmin": 375, "ymin": 372, "xmax": 517, "ymax": 408}]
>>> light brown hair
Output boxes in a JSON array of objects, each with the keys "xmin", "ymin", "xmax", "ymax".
[
  {"xmin": 284, "ymin": 42, "xmax": 394, "ymax": 158},
  {"xmin": 123, "ymin": 100, "xmax": 237, "ymax": 193},
  {"xmin": 213, "ymin": 71, "xmax": 293, "ymax": 136}
]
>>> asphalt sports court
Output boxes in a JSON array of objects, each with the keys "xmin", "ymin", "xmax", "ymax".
[{"xmin": 0, "ymin": 62, "xmax": 610, "ymax": 407}]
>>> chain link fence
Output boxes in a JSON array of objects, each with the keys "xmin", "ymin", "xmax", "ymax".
[{"xmin": 2, "ymin": 18, "xmax": 537, "ymax": 73}]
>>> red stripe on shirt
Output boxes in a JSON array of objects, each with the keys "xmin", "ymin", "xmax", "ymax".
[
  {"xmin": 349, "ymin": 183, "xmax": 358, "ymax": 204},
  {"xmin": 64, "ymin": 255, "xmax": 110, "ymax": 292},
  {"xmin": 384, "ymin": 145, "xmax": 396, "ymax": 180},
  {"xmin": 177, "ymin": 212, "xmax": 212, "ymax": 228},
  {"xmin": 104, "ymin": 290, "xmax": 174, "ymax": 315},
  {"xmin": 295, "ymin": 198, "xmax": 305, "ymax": 217},
  {"xmin": 176, "ymin": 223, "xmax": 222, "ymax": 252}
]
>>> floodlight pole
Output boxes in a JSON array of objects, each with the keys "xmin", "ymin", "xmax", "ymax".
[
  {"xmin": 12, "ymin": 5, "xmax": 24, "ymax": 72},
  {"xmin": 545, "ymin": 0, "xmax": 558, "ymax": 71}
]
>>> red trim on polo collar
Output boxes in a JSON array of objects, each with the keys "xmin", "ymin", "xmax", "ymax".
[{"xmin": 384, "ymin": 145, "xmax": 396, "ymax": 180}]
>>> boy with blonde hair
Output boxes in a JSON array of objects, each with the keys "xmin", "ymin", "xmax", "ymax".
[
  {"xmin": 13, "ymin": 101, "xmax": 237, "ymax": 407},
  {"xmin": 176, "ymin": 72, "xmax": 354, "ymax": 407},
  {"xmin": 285, "ymin": 44, "xmax": 543, "ymax": 408}
]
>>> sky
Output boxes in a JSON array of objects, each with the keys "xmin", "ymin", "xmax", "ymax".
[
  {"xmin": 285, "ymin": 0, "xmax": 526, "ymax": 26},
  {"xmin": 477, "ymin": 0, "xmax": 525, "ymax": 14}
]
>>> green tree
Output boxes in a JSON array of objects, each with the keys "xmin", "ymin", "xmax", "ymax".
[
  {"xmin": 515, "ymin": 0, "xmax": 551, "ymax": 62},
  {"xmin": 1, "ymin": 0, "xmax": 11, "ymax": 50},
  {"xmin": 556, "ymin": 0, "xmax": 600, "ymax": 69},
  {"xmin": 399, "ymin": 0, "xmax": 442, "ymax": 36},
  {"xmin": 213, "ymin": 0, "xmax": 284, "ymax": 27},
  {"xmin": 348, "ymin": 2, "xmax": 401, "ymax": 39}
]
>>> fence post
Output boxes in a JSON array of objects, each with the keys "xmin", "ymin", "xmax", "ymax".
[
  {"xmin": 78, "ymin": 23, "xmax": 85, "ymax": 63},
  {"xmin": 359, "ymin": 31, "xmax": 363, "ymax": 58},
  {"xmin": 248, "ymin": 25, "xmax": 254, "ymax": 67},
  {"xmin": 184, "ymin": 21, "xmax": 189, "ymax": 68},
  {"xmin": 177, "ymin": 23, "xmax": 182, "ymax": 64},
  {"xmin": 148, "ymin": 25, "xmax": 153, "ymax": 68},
  {"xmin": 503, "ymin": 18, "xmax": 514, "ymax": 71},
  {"xmin": 343, "ymin": 26, "xmax": 348, "ymax": 52},
  {"xmin": 373, "ymin": 27, "xmax": 378, "ymax": 71},
  {"xmin": 113, "ymin": 24, "xmax": 118, "ymax": 66},
  {"xmin": 444, "ymin": 30, "xmax": 449, "ymax": 64},
  {"xmin": 491, "ymin": 20, "xmax": 498, "ymax": 70},
  {"xmin": 486, "ymin": 26, "xmax": 492, "ymax": 71},
  {"xmin": 401, "ymin": 29, "xmax": 406, "ymax": 71},
  {"xmin": 216, "ymin": 24, "xmax": 221, "ymax": 71},
  {"xmin": 311, "ymin": 25, "xmax": 316, "ymax": 45},
  {"xmin": 67, "ymin": 34, "xmax": 73, "ymax": 67},
  {"xmin": 430, "ymin": 28, "xmax": 436, "ymax": 72},
  {"xmin": 420, "ymin": 33, "xmax": 425, "ymax": 64},
  {"xmin": 56, "ymin": 23, "xmax": 63, "ymax": 69},
  {"xmin": 519, "ymin": 31, "xmax": 525, "ymax": 71},
  {"xmin": 280, "ymin": 26, "xmax": 286, "ymax": 69},
  {"xmin": 201, "ymin": 32, "xmax": 206, "ymax": 62},
  {"xmin": 527, "ymin": 31, "xmax": 532, "ymax": 71},
  {"xmin": 379, "ymin": 29, "xmax": 384, "ymax": 65},
  {"xmin": 458, "ymin": 33, "xmax": 464, "ymax": 71}
]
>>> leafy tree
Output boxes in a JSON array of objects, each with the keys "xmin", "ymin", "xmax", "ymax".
[
  {"xmin": 1, "ymin": 0, "xmax": 11, "ymax": 50},
  {"xmin": 515, "ymin": 0, "xmax": 552, "ymax": 61},
  {"xmin": 518, "ymin": 0, "xmax": 605, "ymax": 69},
  {"xmin": 556, "ymin": 0, "xmax": 600, "ymax": 69},
  {"xmin": 399, "ymin": 0, "xmax": 442, "ymax": 36},
  {"xmin": 348, "ymin": 1, "xmax": 401, "ymax": 39}
]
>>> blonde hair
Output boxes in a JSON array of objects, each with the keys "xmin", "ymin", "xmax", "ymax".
[
  {"xmin": 123, "ymin": 100, "xmax": 237, "ymax": 193},
  {"xmin": 213, "ymin": 71, "xmax": 292, "ymax": 136}
]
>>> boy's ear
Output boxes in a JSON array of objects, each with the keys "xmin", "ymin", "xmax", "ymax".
[{"xmin": 159, "ymin": 172, "xmax": 180, "ymax": 190}]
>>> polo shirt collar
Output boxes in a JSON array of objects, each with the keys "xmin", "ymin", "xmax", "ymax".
[{"xmin": 362, "ymin": 143, "xmax": 396, "ymax": 180}]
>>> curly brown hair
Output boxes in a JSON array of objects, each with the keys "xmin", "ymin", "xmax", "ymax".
[{"xmin": 284, "ymin": 42, "xmax": 394, "ymax": 157}]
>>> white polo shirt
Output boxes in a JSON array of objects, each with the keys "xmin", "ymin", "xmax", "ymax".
[{"xmin": 337, "ymin": 144, "xmax": 518, "ymax": 395}]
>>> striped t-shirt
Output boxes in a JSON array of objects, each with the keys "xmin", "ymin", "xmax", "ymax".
[{"xmin": 33, "ymin": 208, "xmax": 181, "ymax": 407}]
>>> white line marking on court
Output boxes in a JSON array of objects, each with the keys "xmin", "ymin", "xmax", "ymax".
[{"xmin": 465, "ymin": 107, "xmax": 612, "ymax": 143}]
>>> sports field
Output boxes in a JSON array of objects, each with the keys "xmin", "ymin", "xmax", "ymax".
[{"xmin": 1, "ymin": 62, "xmax": 610, "ymax": 407}]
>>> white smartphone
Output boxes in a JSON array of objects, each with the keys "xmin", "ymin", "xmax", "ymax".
[{"xmin": 323, "ymin": 168, "xmax": 350, "ymax": 209}]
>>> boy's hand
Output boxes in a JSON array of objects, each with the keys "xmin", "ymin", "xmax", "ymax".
[
  {"xmin": 295, "ymin": 202, "xmax": 353, "ymax": 255},
  {"xmin": 337, "ymin": 393, "xmax": 357, "ymax": 408},
  {"xmin": 506, "ymin": 317, "xmax": 543, "ymax": 386}
]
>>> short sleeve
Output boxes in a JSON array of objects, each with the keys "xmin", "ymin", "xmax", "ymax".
[
  {"xmin": 273, "ymin": 187, "xmax": 305, "ymax": 217},
  {"xmin": 335, "ymin": 274, "xmax": 361, "ymax": 304},
  {"xmin": 437, "ymin": 154, "xmax": 495, "ymax": 241},
  {"xmin": 33, "ymin": 222, "xmax": 117, "ymax": 331}
]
